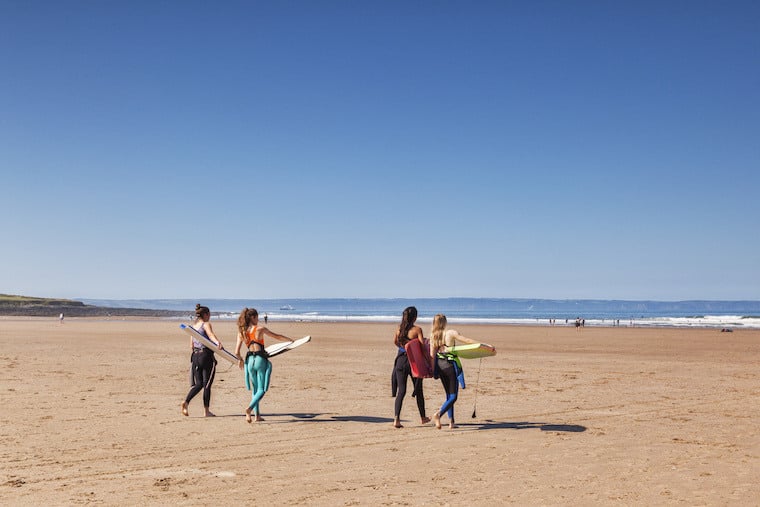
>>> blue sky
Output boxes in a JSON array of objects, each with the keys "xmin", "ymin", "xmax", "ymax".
[{"xmin": 1, "ymin": 1, "xmax": 758, "ymax": 300}]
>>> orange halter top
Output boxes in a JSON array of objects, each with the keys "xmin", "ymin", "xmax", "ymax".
[{"xmin": 245, "ymin": 326, "xmax": 264, "ymax": 348}]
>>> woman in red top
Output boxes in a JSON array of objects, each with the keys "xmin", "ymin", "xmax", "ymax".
[{"xmin": 234, "ymin": 308, "xmax": 293, "ymax": 423}]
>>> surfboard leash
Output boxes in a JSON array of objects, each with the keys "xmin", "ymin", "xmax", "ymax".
[{"xmin": 471, "ymin": 357, "xmax": 483, "ymax": 419}]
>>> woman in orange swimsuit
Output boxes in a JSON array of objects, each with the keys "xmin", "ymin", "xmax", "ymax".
[{"xmin": 234, "ymin": 308, "xmax": 294, "ymax": 423}]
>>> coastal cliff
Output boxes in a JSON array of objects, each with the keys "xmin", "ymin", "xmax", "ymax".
[{"xmin": 0, "ymin": 294, "xmax": 185, "ymax": 317}]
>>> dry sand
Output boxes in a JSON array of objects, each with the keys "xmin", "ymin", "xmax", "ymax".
[{"xmin": 1, "ymin": 318, "xmax": 758, "ymax": 505}]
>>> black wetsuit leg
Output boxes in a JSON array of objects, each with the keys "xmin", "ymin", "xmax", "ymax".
[
  {"xmin": 394, "ymin": 354, "xmax": 411, "ymax": 417},
  {"xmin": 437, "ymin": 358, "xmax": 458, "ymax": 417},
  {"xmin": 185, "ymin": 349, "xmax": 216, "ymax": 407},
  {"xmin": 412, "ymin": 377, "xmax": 426, "ymax": 417},
  {"xmin": 391, "ymin": 350, "xmax": 404, "ymax": 397},
  {"xmin": 394, "ymin": 352, "xmax": 427, "ymax": 419}
]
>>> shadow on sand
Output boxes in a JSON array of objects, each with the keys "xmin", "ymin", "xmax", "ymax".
[
  {"xmin": 259, "ymin": 412, "xmax": 326, "ymax": 420},
  {"xmin": 212, "ymin": 413, "xmax": 584, "ymax": 432},
  {"xmin": 330, "ymin": 415, "xmax": 394, "ymax": 424},
  {"xmin": 458, "ymin": 420, "xmax": 586, "ymax": 433},
  {"xmin": 260, "ymin": 414, "xmax": 394, "ymax": 424}
]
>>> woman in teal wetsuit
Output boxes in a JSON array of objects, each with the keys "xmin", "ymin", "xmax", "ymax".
[{"xmin": 234, "ymin": 308, "xmax": 294, "ymax": 423}]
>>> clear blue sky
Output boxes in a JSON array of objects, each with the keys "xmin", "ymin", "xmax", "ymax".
[{"xmin": 2, "ymin": 1, "xmax": 758, "ymax": 300}]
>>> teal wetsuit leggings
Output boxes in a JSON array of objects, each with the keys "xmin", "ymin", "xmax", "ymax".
[{"xmin": 245, "ymin": 353, "xmax": 272, "ymax": 415}]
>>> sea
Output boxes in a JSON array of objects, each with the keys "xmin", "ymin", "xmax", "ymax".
[{"xmin": 80, "ymin": 298, "xmax": 760, "ymax": 329}]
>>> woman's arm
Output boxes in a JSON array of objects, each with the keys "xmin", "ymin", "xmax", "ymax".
[
  {"xmin": 234, "ymin": 332, "xmax": 244, "ymax": 357},
  {"xmin": 429, "ymin": 339, "xmax": 439, "ymax": 365},
  {"xmin": 446, "ymin": 329, "xmax": 477, "ymax": 346},
  {"xmin": 234, "ymin": 332, "xmax": 245, "ymax": 369},
  {"xmin": 204, "ymin": 322, "xmax": 223, "ymax": 349},
  {"xmin": 261, "ymin": 326, "xmax": 292, "ymax": 343}
]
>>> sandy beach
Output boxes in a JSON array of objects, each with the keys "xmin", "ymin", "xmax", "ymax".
[{"xmin": 1, "ymin": 318, "xmax": 758, "ymax": 505}]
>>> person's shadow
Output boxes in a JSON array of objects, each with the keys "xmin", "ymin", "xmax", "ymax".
[
  {"xmin": 330, "ymin": 415, "xmax": 393, "ymax": 423},
  {"xmin": 262, "ymin": 412, "xmax": 326, "ymax": 420},
  {"xmin": 225, "ymin": 414, "xmax": 585, "ymax": 432},
  {"xmin": 458, "ymin": 420, "xmax": 586, "ymax": 432}
]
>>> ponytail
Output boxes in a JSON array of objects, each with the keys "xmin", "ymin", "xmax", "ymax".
[{"xmin": 237, "ymin": 307, "xmax": 258, "ymax": 339}]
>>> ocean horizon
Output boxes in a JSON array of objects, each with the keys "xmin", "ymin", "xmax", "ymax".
[{"xmin": 80, "ymin": 297, "xmax": 760, "ymax": 329}]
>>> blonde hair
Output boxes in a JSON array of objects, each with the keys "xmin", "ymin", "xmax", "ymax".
[{"xmin": 430, "ymin": 314, "xmax": 447, "ymax": 351}]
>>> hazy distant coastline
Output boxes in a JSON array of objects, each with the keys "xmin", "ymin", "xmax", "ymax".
[
  {"xmin": 0, "ymin": 294, "xmax": 185, "ymax": 318},
  {"xmin": 5, "ymin": 295, "xmax": 759, "ymax": 327},
  {"xmin": 81, "ymin": 297, "xmax": 760, "ymax": 328}
]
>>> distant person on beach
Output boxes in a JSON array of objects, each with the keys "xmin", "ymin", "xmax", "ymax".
[
  {"xmin": 59, "ymin": 313, "xmax": 64, "ymax": 324},
  {"xmin": 392, "ymin": 306, "xmax": 431, "ymax": 428},
  {"xmin": 429, "ymin": 314, "xmax": 478, "ymax": 430},
  {"xmin": 234, "ymin": 307, "xmax": 294, "ymax": 423},
  {"xmin": 181, "ymin": 304, "xmax": 224, "ymax": 417},
  {"xmin": 264, "ymin": 313, "xmax": 268, "ymax": 324}
]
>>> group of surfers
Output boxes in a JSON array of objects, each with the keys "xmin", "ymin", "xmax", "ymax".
[
  {"xmin": 392, "ymin": 306, "xmax": 478, "ymax": 429},
  {"xmin": 181, "ymin": 304, "xmax": 483, "ymax": 429},
  {"xmin": 180, "ymin": 304, "xmax": 292, "ymax": 423}
]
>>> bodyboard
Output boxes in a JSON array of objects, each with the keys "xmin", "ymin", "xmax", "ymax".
[
  {"xmin": 266, "ymin": 335, "xmax": 311, "ymax": 358},
  {"xmin": 448, "ymin": 342, "xmax": 496, "ymax": 359},
  {"xmin": 180, "ymin": 324, "xmax": 239, "ymax": 364},
  {"xmin": 405, "ymin": 338, "xmax": 432, "ymax": 378}
]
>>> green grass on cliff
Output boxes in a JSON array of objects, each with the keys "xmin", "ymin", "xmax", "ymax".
[{"xmin": 0, "ymin": 294, "xmax": 85, "ymax": 306}]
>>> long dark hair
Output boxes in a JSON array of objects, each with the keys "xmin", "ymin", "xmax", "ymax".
[{"xmin": 395, "ymin": 306, "xmax": 418, "ymax": 346}]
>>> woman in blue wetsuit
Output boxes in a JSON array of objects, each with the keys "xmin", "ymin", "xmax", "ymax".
[
  {"xmin": 392, "ymin": 306, "xmax": 431, "ymax": 428},
  {"xmin": 429, "ymin": 313, "xmax": 477, "ymax": 429},
  {"xmin": 181, "ymin": 304, "xmax": 224, "ymax": 417},
  {"xmin": 234, "ymin": 308, "xmax": 294, "ymax": 423}
]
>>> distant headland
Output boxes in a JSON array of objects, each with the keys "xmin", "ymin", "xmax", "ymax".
[{"xmin": 0, "ymin": 294, "xmax": 186, "ymax": 317}]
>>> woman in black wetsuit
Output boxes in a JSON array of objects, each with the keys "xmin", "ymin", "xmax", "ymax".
[
  {"xmin": 429, "ymin": 313, "xmax": 477, "ymax": 429},
  {"xmin": 181, "ymin": 304, "xmax": 224, "ymax": 417},
  {"xmin": 392, "ymin": 306, "xmax": 431, "ymax": 428}
]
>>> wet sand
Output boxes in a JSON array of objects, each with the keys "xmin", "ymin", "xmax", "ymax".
[{"xmin": 1, "ymin": 318, "xmax": 758, "ymax": 505}]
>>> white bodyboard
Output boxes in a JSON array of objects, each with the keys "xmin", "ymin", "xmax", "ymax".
[
  {"xmin": 180, "ymin": 324, "xmax": 239, "ymax": 364},
  {"xmin": 266, "ymin": 335, "xmax": 311, "ymax": 358}
]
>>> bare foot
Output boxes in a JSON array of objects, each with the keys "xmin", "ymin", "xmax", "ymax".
[
  {"xmin": 433, "ymin": 412, "xmax": 442, "ymax": 430},
  {"xmin": 393, "ymin": 419, "xmax": 403, "ymax": 428},
  {"xmin": 449, "ymin": 423, "xmax": 458, "ymax": 429},
  {"xmin": 420, "ymin": 416, "xmax": 431, "ymax": 425},
  {"xmin": 181, "ymin": 402, "xmax": 189, "ymax": 417},
  {"xmin": 254, "ymin": 415, "xmax": 264, "ymax": 422},
  {"xmin": 245, "ymin": 409, "xmax": 252, "ymax": 423},
  {"xmin": 204, "ymin": 411, "xmax": 216, "ymax": 417}
]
